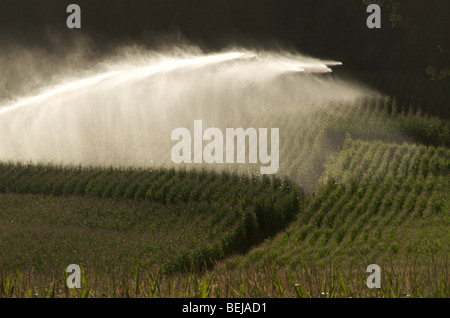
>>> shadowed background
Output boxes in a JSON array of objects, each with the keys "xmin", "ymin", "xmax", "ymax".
[{"xmin": 0, "ymin": 0, "xmax": 449, "ymax": 73}]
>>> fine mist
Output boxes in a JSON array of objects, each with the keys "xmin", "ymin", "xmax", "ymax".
[{"xmin": 0, "ymin": 46, "xmax": 378, "ymax": 190}]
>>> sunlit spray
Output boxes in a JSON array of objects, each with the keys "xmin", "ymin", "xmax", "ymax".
[{"xmin": 0, "ymin": 46, "xmax": 369, "ymax": 188}]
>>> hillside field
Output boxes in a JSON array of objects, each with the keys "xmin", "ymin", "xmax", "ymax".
[{"xmin": 0, "ymin": 72, "xmax": 449, "ymax": 298}]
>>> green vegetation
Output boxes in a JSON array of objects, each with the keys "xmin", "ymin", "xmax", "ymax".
[
  {"xmin": 0, "ymin": 165, "xmax": 301, "ymax": 275},
  {"xmin": 235, "ymin": 139, "xmax": 449, "ymax": 269},
  {"xmin": 0, "ymin": 72, "xmax": 448, "ymax": 298}
]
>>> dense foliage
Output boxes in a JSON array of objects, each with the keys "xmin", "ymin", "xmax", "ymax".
[{"xmin": 0, "ymin": 165, "xmax": 302, "ymax": 274}]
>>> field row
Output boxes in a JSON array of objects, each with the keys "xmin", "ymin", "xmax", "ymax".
[
  {"xmin": 229, "ymin": 139, "xmax": 449, "ymax": 271},
  {"xmin": 0, "ymin": 164, "xmax": 302, "ymax": 274}
]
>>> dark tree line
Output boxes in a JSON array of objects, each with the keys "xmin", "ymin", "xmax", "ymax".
[{"xmin": 0, "ymin": 0, "xmax": 448, "ymax": 76}]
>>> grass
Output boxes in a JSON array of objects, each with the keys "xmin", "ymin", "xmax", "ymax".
[
  {"xmin": 1, "ymin": 257, "xmax": 447, "ymax": 298},
  {"xmin": 0, "ymin": 167, "xmax": 301, "ymax": 276},
  {"xmin": 0, "ymin": 72, "xmax": 448, "ymax": 297},
  {"xmin": 0, "ymin": 140, "xmax": 447, "ymax": 297}
]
